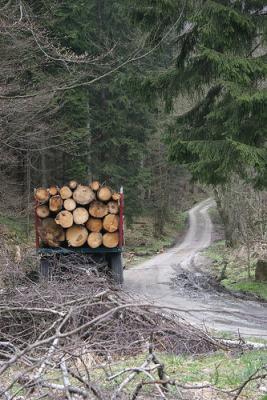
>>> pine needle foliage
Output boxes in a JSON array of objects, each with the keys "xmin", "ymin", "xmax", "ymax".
[{"xmin": 129, "ymin": 0, "xmax": 267, "ymax": 186}]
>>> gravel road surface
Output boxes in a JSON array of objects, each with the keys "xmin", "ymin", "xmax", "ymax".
[{"xmin": 124, "ymin": 199, "xmax": 267, "ymax": 337}]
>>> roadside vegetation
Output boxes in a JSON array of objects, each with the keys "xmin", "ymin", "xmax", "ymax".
[
  {"xmin": 205, "ymin": 207, "xmax": 267, "ymax": 301},
  {"xmin": 125, "ymin": 211, "xmax": 188, "ymax": 265}
]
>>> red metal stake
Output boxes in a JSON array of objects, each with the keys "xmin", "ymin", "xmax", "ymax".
[{"xmin": 119, "ymin": 187, "xmax": 124, "ymax": 248}]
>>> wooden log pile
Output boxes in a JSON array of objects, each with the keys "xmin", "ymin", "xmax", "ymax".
[{"xmin": 35, "ymin": 181, "xmax": 121, "ymax": 249}]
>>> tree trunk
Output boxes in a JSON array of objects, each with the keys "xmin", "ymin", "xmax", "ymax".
[
  {"xmin": 60, "ymin": 186, "xmax": 73, "ymax": 199},
  {"xmin": 103, "ymin": 232, "xmax": 119, "ymax": 248},
  {"xmin": 73, "ymin": 207, "xmax": 89, "ymax": 224},
  {"xmin": 97, "ymin": 187, "xmax": 112, "ymax": 202},
  {"xmin": 36, "ymin": 205, "xmax": 50, "ymax": 218},
  {"xmin": 73, "ymin": 185, "xmax": 95, "ymax": 205},
  {"xmin": 89, "ymin": 201, "xmax": 108, "ymax": 218},
  {"xmin": 66, "ymin": 225, "xmax": 88, "ymax": 247},
  {"xmin": 38, "ymin": 218, "xmax": 65, "ymax": 247},
  {"xmin": 90, "ymin": 181, "xmax": 100, "ymax": 191},
  {"xmin": 35, "ymin": 187, "xmax": 50, "ymax": 203},
  {"xmin": 69, "ymin": 180, "xmax": 78, "ymax": 190},
  {"xmin": 112, "ymin": 192, "xmax": 120, "ymax": 201},
  {"xmin": 64, "ymin": 198, "xmax": 76, "ymax": 211},
  {"xmin": 49, "ymin": 195, "xmax": 63, "ymax": 213},
  {"xmin": 86, "ymin": 217, "xmax": 103, "ymax": 232},
  {"xmin": 88, "ymin": 232, "xmax": 102, "ymax": 248},
  {"xmin": 103, "ymin": 214, "xmax": 119, "ymax": 232},
  {"xmin": 49, "ymin": 185, "xmax": 58, "ymax": 196},
  {"xmin": 213, "ymin": 187, "xmax": 235, "ymax": 247},
  {"xmin": 107, "ymin": 200, "xmax": 119, "ymax": 214},
  {"xmin": 55, "ymin": 210, "xmax": 73, "ymax": 228}
]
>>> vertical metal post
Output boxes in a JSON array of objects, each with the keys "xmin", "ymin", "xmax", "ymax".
[{"xmin": 119, "ymin": 186, "xmax": 124, "ymax": 248}]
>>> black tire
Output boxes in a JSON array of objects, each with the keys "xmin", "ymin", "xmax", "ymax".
[
  {"xmin": 110, "ymin": 254, "xmax": 123, "ymax": 284},
  {"xmin": 39, "ymin": 256, "xmax": 51, "ymax": 280}
]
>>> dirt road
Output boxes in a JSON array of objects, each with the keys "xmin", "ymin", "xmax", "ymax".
[{"xmin": 124, "ymin": 199, "xmax": 267, "ymax": 337}]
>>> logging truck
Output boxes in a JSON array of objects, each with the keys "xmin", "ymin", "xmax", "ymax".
[{"xmin": 34, "ymin": 181, "xmax": 124, "ymax": 284}]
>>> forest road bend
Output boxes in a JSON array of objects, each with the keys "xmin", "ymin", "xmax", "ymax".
[{"xmin": 124, "ymin": 198, "xmax": 267, "ymax": 338}]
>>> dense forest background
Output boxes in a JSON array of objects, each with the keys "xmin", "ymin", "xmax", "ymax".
[{"xmin": 0, "ymin": 0, "xmax": 266, "ymax": 253}]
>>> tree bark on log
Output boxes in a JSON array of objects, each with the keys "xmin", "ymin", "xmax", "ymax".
[
  {"xmin": 102, "ymin": 232, "xmax": 119, "ymax": 248},
  {"xmin": 107, "ymin": 201, "xmax": 119, "ymax": 214},
  {"xmin": 86, "ymin": 217, "xmax": 103, "ymax": 232},
  {"xmin": 73, "ymin": 185, "xmax": 95, "ymax": 205},
  {"xmin": 60, "ymin": 186, "xmax": 73, "ymax": 200},
  {"xmin": 89, "ymin": 201, "xmax": 108, "ymax": 218},
  {"xmin": 55, "ymin": 210, "xmax": 74, "ymax": 228},
  {"xmin": 64, "ymin": 198, "xmax": 76, "ymax": 211},
  {"xmin": 36, "ymin": 205, "xmax": 50, "ymax": 218},
  {"xmin": 97, "ymin": 187, "xmax": 112, "ymax": 202},
  {"xmin": 73, "ymin": 207, "xmax": 89, "ymax": 224},
  {"xmin": 66, "ymin": 225, "xmax": 88, "ymax": 247},
  {"xmin": 103, "ymin": 214, "xmax": 119, "ymax": 232},
  {"xmin": 35, "ymin": 188, "xmax": 50, "ymax": 203},
  {"xmin": 49, "ymin": 195, "xmax": 63, "ymax": 213},
  {"xmin": 87, "ymin": 232, "xmax": 102, "ymax": 248}
]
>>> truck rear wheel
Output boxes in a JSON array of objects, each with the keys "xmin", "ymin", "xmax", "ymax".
[{"xmin": 110, "ymin": 254, "xmax": 123, "ymax": 284}]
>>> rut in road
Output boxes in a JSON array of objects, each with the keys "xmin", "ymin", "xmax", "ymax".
[{"xmin": 124, "ymin": 199, "xmax": 267, "ymax": 338}]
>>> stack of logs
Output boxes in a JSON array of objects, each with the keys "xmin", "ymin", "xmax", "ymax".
[{"xmin": 35, "ymin": 181, "xmax": 121, "ymax": 248}]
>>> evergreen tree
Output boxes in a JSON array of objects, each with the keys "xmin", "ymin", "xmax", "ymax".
[{"xmin": 129, "ymin": 0, "xmax": 267, "ymax": 186}]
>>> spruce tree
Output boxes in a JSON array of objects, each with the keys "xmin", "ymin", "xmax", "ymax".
[{"xmin": 129, "ymin": 0, "xmax": 267, "ymax": 186}]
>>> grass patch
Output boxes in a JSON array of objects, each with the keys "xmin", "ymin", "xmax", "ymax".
[
  {"xmin": 0, "ymin": 213, "xmax": 30, "ymax": 243},
  {"xmin": 223, "ymin": 280, "xmax": 267, "ymax": 301},
  {"xmin": 204, "ymin": 240, "xmax": 267, "ymax": 301},
  {"xmin": 85, "ymin": 349, "xmax": 267, "ymax": 398}
]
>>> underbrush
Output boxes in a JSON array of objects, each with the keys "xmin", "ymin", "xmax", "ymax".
[
  {"xmin": 204, "ymin": 240, "xmax": 267, "ymax": 301},
  {"xmin": 125, "ymin": 212, "xmax": 188, "ymax": 265}
]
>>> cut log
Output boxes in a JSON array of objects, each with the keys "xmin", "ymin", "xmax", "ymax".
[
  {"xmin": 55, "ymin": 210, "xmax": 73, "ymax": 228},
  {"xmin": 36, "ymin": 205, "xmax": 50, "ymax": 219},
  {"xmin": 49, "ymin": 185, "xmax": 58, "ymax": 196},
  {"xmin": 69, "ymin": 180, "xmax": 78, "ymax": 190},
  {"xmin": 90, "ymin": 181, "xmax": 100, "ymax": 191},
  {"xmin": 107, "ymin": 200, "xmax": 119, "ymax": 215},
  {"xmin": 73, "ymin": 207, "xmax": 89, "ymax": 225},
  {"xmin": 35, "ymin": 187, "xmax": 50, "ymax": 203},
  {"xmin": 103, "ymin": 214, "xmax": 119, "ymax": 232},
  {"xmin": 66, "ymin": 225, "xmax": 88, "ymax": 247},
  {"xmin": 86, "ymin": 218, "xmax": 103, "ymax": 233},
  {"xmin": 103, "ymin": 232, "xmax": 119, "ymax": 248},
  {"xmin": 60, "ymin": 186, "xmax": 73, "ymax": 200},
  {"xmin": 97, "ymin": 187, "xmax": 112, "ymax": 202},
  {"xmin": 49, "ymin": 195, "xmax": 63, "ymax": 213},
  {"xmin": 38, "ymin": 218, "xmax": 65, "ymax": 247},
  {"xmin": 112, "ymin": 192, "xmax": 120, "ymax": 201},
  {"xmin": 88, "ymin": 232, "xmax": 102, "ymax": 248},
  {"xmin": 89, "ymin": 201, "xmax": 108, "ymax": 218},
  {"xmin": 73, "ymin": 185, "xmax": 95, "ymax": 205},
  {"xmin": 64, "ymin": 198, "xmax": 76, "ymax": 212}
]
